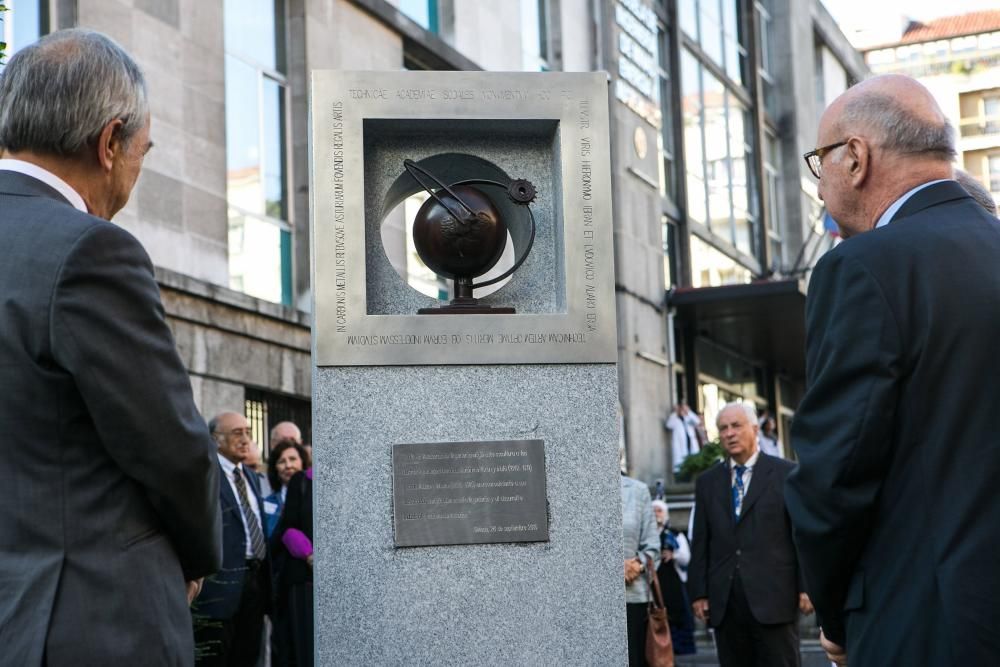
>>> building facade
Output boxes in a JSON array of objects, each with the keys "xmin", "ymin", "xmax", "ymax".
[
  {"xmin": 862, "ymin": 10, "xmax": 1000, "ymax": 206},
  {"xmin": 2, "ymin": 0, "xmax": 864, "ymax": 481}
]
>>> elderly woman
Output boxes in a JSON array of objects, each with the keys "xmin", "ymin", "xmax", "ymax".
[
  {"xmin": 652, "ymin": 500, "xmax": 696, "ymax": 655},
  {"xmin": 622, "ymin": 473, "xmax": 660, "ymax": 666},
  {"xmin": 263, "ymin": 439, "xmax": 310, "ymax": 538}
]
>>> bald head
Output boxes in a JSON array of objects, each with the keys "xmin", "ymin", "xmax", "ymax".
[
  {"xmin": 832, "ymin": 75, "xmax": 953, "ymax": 159},
  {"xmin": 815, "ymin": 75, "xmax": 955, "ymax": 237},
  {"xmin": 270, "ymin": 421, "xmax": 302, "ymax": 445}
]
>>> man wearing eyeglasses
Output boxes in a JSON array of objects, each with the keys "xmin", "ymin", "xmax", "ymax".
[
  {"xmin": 786, "ymin": 74, "xmax": 1000, "ymax": 667},
  {"xmin": 192, "ymin": 412, "xmax": 272, "ymax": 666}
]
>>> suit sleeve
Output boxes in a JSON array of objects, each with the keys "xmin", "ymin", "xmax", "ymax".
[
  {"xmin": 51, "ymin": 222, "xmax": 223, "ymax": 580},
  {"xmin": 687, "ymin": 475, "xmax": 709, "ymax": 601},
  {"xmin": 785, "ymin": 250, "xmax": 902, "ymax": 645},
  {"xmin": 639, "ymin": 484, "xmax": 660, "ymax": 571}
]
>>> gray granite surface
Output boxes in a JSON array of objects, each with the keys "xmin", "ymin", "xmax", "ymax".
[{"xmin": 313, "ymin": 363, "xmax": 626, "ymax": 665}]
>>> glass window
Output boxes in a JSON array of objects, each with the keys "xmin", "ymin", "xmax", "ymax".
[
  {"xmin": 262, "ymin": 78, "xmax": 287, "ymax": 221},
  {"xmin": 764, "ymin": 131, "xmax": 782, "ymax": 269},
  {"xmin": 698, "ymin": 0, "xmax": 723, "ymax": 67},
  {"xmin": 681, "ymin": 50, "xmax": 707, "ymax": 225},
  {"xmin": 1, "ymin": 0, "xmax": 45, "ymax": 62},
  {"xmin": 400, "ymin": 0, "xmax": 439, "ymax": 33},
  {"xmin": 691, "ymin": 60, "xmax": 754, "ymax": 255},
  {"xmin": 702, "ymin": 69, "xmax": 730, "ymax": 238},
  {"xmin": 520, "ymin": 0, "xmax": 549, "ymax": 71},
  {"xmin": 689, "ymin": 235, "xmax": 751, "ymax": 288},
  {"xmin": 720, "ymin": 0, "xmax": 742, "ymax": 84},
  {"xmin": 224, "ymin": 0, "xmax": 285, "ymax": 73},
  {"xmin": 663, "ymin": 216, "xmax": 678, "ymax": 289},
  {"xmin": 989, "ymin": 155, "xmax": 1000, "ymax": 193},
  {"xmin": 681, "ymin": 0, "xmax": 742, "ymax": 87},
  {"xmin": 658, "ymin": 19, "xmax": 676, "ymax": 200},
  {"xmin": 225, "ymin": 0, "xmax": 292, "ymax": 306},
  {"xmin": 756, "ymin": 0, "xmax": 777, "ymax": 118},
  {"xmin": 985, "ymin": 96, "xmax": 1000, "ymax": 118}
]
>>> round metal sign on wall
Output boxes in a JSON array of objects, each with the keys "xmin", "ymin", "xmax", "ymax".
[{"xmin": 633, "ymin": 126, "xmax": 648, "ymax": 160}]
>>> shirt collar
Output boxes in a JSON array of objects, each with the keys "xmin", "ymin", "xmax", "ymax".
[
  {"xmin": 0, "ymin": 158, "xmax": 88, "ymax": 213},
  {"xmin": 730, "ymin": 448, "xmax": 761, "ymax": 471},
  {"xmin": 874, "ymin": 179, "xmax": 951, "ymax": 229},
  {"xmin": 217, "ymin": 452, "xmax": 242, "ymax": 478}
]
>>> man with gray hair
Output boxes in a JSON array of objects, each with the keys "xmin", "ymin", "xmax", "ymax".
[
  {"xmin": 687, "ymin": 403, "xmax": 811, "ymax": 667},
  {"xmin": 788, "ymin": 74, "xmax": 1000, "ymax": 666},
  {"xmin": 955, "ymin": 169, "xmax": 997, "ymax": 216},
  {"xmin": 0, "ymin": 29, "xmax": 221, "ymax": 664}
]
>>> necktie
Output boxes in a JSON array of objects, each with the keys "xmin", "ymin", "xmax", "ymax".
[
  {"xmin": 732, "ymin": 464, "xmax": 747, "ymax": 520},
  {"xmin": 234, "ymin": 467, "xmax": 267, "ymax": 560}
]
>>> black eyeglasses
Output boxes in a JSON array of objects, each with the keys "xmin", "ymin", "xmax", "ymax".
[{"xmin": 803, "ymin": 140, "xmax": 847, "ymax": 179}]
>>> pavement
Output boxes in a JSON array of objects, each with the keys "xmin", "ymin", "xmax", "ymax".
[{"xmin": 674, "ymin": 639, "xmax": 833, "ymax": 667}]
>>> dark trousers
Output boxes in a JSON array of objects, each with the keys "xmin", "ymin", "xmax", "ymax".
[
  {"xmin": 626, "ymin": 602, "xmax": 649, "ymax": 667},
  {"xmin": 714, "ymin": 573, "xmax": 800, "ymax": 667},
  {"xmin": 194, "ymin": 560, "xmax": 267, "ymax": 667}
]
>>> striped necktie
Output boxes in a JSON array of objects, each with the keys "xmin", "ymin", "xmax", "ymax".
[{"xmin": 234, "ymin": 467, "xmax": 267, "ymax": 560}]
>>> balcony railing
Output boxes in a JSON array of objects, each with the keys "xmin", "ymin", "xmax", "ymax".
[{"xmin": 960, "ymin": 117, "xmax": 1000, "ymax": 139}]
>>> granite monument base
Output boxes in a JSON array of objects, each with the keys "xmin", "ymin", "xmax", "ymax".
[{"xmin": 313, "ymin": 363, "xmax": 626, "ymax": 665}]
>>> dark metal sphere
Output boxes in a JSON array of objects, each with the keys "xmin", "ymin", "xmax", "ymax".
[{"xmin": 412, "ymin": 185, "xmax": 507, "ymax": 280}]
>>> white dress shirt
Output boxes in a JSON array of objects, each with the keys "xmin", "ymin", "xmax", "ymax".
[
  {"xmin": 218, "ymin": 453, "xmax": 264, "ymax": 559},
  {"xmin": 0, "ymin": 158, "xmax": 88, "ymax": 213},
  {"xmin": 874, "ymin": 179, "xmax": 951, "ymax": 229},
  {"xmin": 730, "ymin": 449, "xmax": 761, "ymax": 517}
]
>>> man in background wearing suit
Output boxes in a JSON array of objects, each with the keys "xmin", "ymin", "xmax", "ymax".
[
  {"xmin": 688, "ymin": 403, "xmax": 811, "ymax": 667},
  {"xmin": 786, "ymin": 74, "xmax": 1000, "ymax": 666},
  {"xmin": 0, "ymin": 29, "xmax": 222, "ymax": 665},
  {"xmin": 193, "ymin": 412, "xmax": 271, "ymax": 666}
]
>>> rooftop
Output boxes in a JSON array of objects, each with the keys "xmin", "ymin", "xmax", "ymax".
[{"xmin": 867, "ymin": 10, "xmax": 1000, "ymax": 49}]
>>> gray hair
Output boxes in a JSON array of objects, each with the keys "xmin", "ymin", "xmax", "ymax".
[
  {"xmin": 955, "ymin": 170, "xmax": 998, "ymax": 216},
  {"xmin": 0, "ymin": 29, "xmax": 148, "ymax": 157},
  {"xmin": 716, "ymin": 402, "xmax": 758, "ymax": 426},
  {"xmin": 839, "ymin": 92, "xmax": 956, "ymax": 161}
]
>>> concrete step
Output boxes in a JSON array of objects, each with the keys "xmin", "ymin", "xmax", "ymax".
[{"xmin": 674, "ymin": 640, "xmax": 832, "ymax": 667}]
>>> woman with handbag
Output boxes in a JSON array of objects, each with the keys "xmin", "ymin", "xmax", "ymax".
[
  {"xmin": 621, "ymin": 473, "xmax": 662, "ymax": 666},
  {"xmin": 652, "ymin": 500, "xmax": 697, "ymax": 656}
]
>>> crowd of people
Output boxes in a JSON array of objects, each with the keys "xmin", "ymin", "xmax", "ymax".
[{"xmin": 3, "ymin": 24, "xmax": 1000, "ymax": 667}]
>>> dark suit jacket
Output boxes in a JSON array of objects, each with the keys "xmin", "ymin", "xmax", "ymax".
[
  {"xmin": 688, "ymin": 454, "xmax": 802, "ymax": 627},
  {"xmin": 786, "ymin": 180, "xmax": 1000, "ymax": 665},
  {"xmin": 274, "ymin": 469, "xmax": 314, "ymax": 597},
  {"xmin": 193, "ymin": 461, "xmax": 271, "ymax": 620},
  {"xmin": 0, "ymin": 170, "xmax": 222, "ymax": 665}
]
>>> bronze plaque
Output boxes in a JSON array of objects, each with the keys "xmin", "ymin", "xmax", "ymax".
[{"xmin": 392, "ymin": 439, "xmax": 549, "ymax": 547}]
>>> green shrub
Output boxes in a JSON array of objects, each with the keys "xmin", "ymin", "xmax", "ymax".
[{"xmin": 676, "ymin": 440, "xmax": 724, "ymax": 482}]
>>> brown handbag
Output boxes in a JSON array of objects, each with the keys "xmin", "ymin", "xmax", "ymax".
[{"xmin": 645, "ymin": 556, "xmax": 675, "ymax": 667}]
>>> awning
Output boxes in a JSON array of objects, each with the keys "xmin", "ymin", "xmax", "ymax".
[{"xmin": 669, "ymin": 279, "xmax": 807, "ymax": 379}]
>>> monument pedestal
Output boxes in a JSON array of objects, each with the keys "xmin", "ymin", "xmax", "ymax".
[
  {"xmin": 313, "ymin": 365, "xmax": 624, "ymax": 664},
  {"xmin": 310, "ymin": 71, "xmax": 625, "ymax": 663}
]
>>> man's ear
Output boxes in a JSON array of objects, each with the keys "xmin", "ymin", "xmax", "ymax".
[
  {"xmin": 846, "ymin": 137, "xmax": 870, "ymax": 188},
  {"xmin": 95, "ymin": 118, "xmax": 124, "ymax": 173}
]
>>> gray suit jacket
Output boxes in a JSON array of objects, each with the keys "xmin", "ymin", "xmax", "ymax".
[{"xmin": 0, "ymin": 170, "xmax": 222, "ymax": 665}]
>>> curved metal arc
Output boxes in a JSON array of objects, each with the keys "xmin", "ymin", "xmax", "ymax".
[
  {"xmin": 402, "ymin": 159, "xmax": 477, "ymax": 221},
  {"xmin": 449, "ymin": 178, "xmax": 538, "ymax": 289}
]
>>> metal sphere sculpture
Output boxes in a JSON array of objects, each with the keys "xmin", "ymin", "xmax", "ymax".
[{"xmin": 402, "ymin": 159, "xmax": 536, "ymax": 314}]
